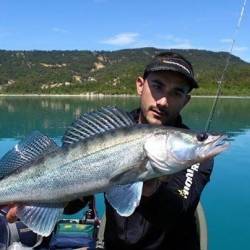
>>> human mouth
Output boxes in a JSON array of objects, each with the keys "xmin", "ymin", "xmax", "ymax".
[{"xmin": 151, "ymin": 108, "xmax": 167, "ymax": 117}]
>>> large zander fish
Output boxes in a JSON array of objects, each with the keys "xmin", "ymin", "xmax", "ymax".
[{"xmin": 0, "ymin": 107, "xmax": 229, "ymax": 236}]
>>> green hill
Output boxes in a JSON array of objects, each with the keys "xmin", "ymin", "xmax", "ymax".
[{"xmin": 0, "ymin": 48, "xmax": 250, "ymax": 95}]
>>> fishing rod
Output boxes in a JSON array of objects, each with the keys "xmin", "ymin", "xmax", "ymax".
[{"xmin": 205, "ymin": 0, "xmax": 248, "ymax": 132}]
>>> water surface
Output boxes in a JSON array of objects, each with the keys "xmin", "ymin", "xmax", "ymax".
[{"xmin": 0, "ymin": 96, "xmax": 249, "ymax": 250}]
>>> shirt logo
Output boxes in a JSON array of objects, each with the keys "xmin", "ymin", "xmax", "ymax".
[{"xmin": 178, "ymin": 163, "xmax": 200, "ymax": 199}]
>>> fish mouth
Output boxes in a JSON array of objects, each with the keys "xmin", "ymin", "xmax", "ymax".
[{"xmin": 201, "ymin": 134, "xmax": 229, "ymax": 159}]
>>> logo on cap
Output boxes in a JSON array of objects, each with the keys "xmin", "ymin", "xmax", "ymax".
[{"xmin": 162, "ymin": 60, "xmax": 191, "ymax": 75}]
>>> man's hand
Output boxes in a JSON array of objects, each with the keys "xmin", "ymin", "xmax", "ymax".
[
  {"xmin": 0, "ymin": 205, "xmax": 18, "ymax": 223},
  {"xmin": 142, "ymin": 179, "xmax": 160, "ymax": 197},
  {"xmin": 142, "ymin": 176, "xmax": 170, "ymax": 197}
]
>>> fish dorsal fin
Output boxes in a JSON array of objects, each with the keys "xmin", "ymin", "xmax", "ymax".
[
  {"xmin": 0, "ymin": 131, "xmax": 59, "ymax": 179},
  {"xmin": 62, "ymin": 106, "xmax": 135, "ymax": 146}
]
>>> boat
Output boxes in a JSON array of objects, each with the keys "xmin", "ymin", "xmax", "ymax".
[{"xmin": 0, "ymin": 201, "xmax": 207, "ymax": 250}]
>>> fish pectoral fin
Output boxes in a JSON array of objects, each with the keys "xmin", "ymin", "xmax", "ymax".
[
  {"xmin": 105, "ymin": 181, "xmax": 143, "ymax": 216},
  {"xmin": 16, "ymin": 203, "xmax": 64, "ymax": 237}
]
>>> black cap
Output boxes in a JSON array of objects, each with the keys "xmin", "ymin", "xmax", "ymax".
[{"xmin": 143, "ymin": 54, "xmax": 198, "ymax": 89}]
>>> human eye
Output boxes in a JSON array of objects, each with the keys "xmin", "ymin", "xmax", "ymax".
[
  {"xmin": 171, "ymin": 89, "xmax": 186, "ymax": 97},
  {"xmin": 151, "ymin": 80, "xmax": 163, "ymax": 90}
]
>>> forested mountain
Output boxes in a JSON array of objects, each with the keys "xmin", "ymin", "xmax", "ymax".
[{"xmin": 0, "ymin": 48, "xmax": 249, "ymax": 95}]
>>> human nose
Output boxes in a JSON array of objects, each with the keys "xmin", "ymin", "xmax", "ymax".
[{"xmin": 156, "ymin": 96, "xmax": 168, "ymax": 107}]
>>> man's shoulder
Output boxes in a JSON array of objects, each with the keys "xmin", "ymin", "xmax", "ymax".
[{"xmin": 128, "ymin": 108, "xmax": 140, "ymax": 123}]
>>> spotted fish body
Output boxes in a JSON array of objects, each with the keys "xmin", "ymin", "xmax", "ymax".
[
  {"xmin": 0, "ymin": 126, "xmax": 164, "ymax": 203},
  {"xmin": 0, "ymin": 107, "xmax": 229, "ymax": 236}
]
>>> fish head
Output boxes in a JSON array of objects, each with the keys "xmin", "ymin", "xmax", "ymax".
[{"xmin": 144, "ymin": 129, "xmax": 229, "ymax": 175}]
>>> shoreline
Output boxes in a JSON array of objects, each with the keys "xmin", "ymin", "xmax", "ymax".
[{"xmin": 1, "ymin": 94, "xmax": 250, "ymax": 99}]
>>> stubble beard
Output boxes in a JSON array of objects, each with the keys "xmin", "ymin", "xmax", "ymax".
[{"xmin": 141, "ymin": 105, "xmax": 169, "ymax": 125}]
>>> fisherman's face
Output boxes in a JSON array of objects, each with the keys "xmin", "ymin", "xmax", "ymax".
[{"xmin": 136, "ymin": 71, "xmax": 191, "ymax": 126}]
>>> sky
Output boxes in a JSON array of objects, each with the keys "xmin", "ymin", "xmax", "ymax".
[{"xmin": 1, "ymin": 0, "xmax": 250, "ymax": 62}]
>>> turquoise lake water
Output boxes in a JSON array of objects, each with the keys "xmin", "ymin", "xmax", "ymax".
[{"xmin": 0, "ymin": 96, "xmax": 249, "ymax": 250}]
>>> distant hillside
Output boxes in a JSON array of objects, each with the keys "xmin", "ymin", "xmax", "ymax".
[{"xmin": 0, "ymin": 48, "xmax": 250, "ymax": 95}]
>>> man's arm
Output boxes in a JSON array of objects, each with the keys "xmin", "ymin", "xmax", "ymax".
[{"xmin": 3, "ymin": 195, "xmax": 94, "ymax": 223}]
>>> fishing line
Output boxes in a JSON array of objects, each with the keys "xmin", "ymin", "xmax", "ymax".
[{"xmin": 205, "ymin": 0, "xmax": 248, "ymax": 132}]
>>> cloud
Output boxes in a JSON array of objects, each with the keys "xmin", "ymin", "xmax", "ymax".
[
  {"xmin": 100, "ymin": 33, "xmax": 193, "ymax": 49},
  {"xmin": 169, "ymin": 42, "xmax": 193, "ymax": 49},
  {"xmin": 158, "ymin": 35, "xmax": 193, "ymax": 49},
  {"xmin": 52, "ymin": 27, "xmax": 69, "ymax": 34},
  {"xmin": 233, "ymin": 46, "xmax": 248, "ymax": 52},
  {"xmin": 220, "ymin": 38, "xmax": 233, "ymax": 44},
  {"xmin": 163, "ymin": 35, "xmax": 189, "ymax": 44},
  {"xmin": 99, "ymin": 33, "xmax": 249, "ymax": 62},
  {"xmin": 116, "ymin": 34, "xmax": 194, "ymax": 50},
  {"xmin": 219, "ymin": 38, "xmax": 248, "ymax": 52},
  {"xmin": 101, "ymin": 33, "xmax": 139, "ymax": 46}
]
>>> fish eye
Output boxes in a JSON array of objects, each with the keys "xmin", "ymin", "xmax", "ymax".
[{"xmin": 196, "ymin": 132, "xmax": 208, "ymax": 142}]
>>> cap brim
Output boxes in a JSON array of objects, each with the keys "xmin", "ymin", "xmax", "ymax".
[{"xmin": 145, "ymin": 65, "xmax": 198, "ymax": 89}]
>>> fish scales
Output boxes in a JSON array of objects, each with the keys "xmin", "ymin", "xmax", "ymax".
[{"xmin": 0, "ymin": 125, "xmax": 158, "ymax": 204}]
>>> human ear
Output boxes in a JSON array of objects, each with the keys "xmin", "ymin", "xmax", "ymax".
[{"xmin": 136, "ymin": 77, "xmax": 145, "ymax": 96}]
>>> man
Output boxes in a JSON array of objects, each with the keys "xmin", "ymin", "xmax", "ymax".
[
  {"xmin": 104, "ymin": 52, "xmax": 213, "ymax": 250},
  {"xmin": 4, "ymin": 52, "xmax": 213, "ymax": 250}
]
